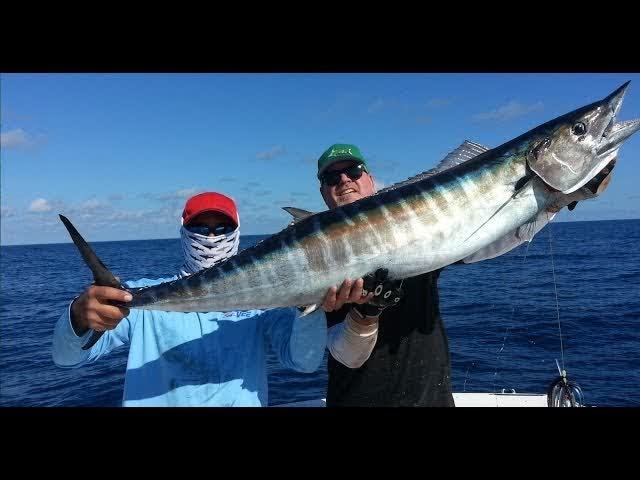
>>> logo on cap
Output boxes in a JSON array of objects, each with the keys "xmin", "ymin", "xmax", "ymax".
[{"xmin": 329, "ymin": 147, "xmax": 353, "ymax": 157}]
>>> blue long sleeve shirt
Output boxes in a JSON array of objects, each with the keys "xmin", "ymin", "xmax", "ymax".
[{"xmin": 52, "ymin": 276, "xmax": 327, "ymax": 407}]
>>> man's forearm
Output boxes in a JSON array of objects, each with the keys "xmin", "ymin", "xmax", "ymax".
[{"xmin": 327, "ymin": 308, "xmax": 378, "ymax": 368}]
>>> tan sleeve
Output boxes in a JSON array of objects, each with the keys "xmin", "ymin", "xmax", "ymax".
[{"xmin": 327, "ymin": 311, "xmax": 378, "ymax": 368}]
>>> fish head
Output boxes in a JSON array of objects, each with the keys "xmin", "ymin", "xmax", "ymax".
[{"xmin": 527, "ymin": 81, "xmax": 640, "ymax": 194}]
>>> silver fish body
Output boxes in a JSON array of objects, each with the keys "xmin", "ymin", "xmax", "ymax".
[{"xmin": 63, "ymin": 82, "xmax": 640, "ymax": 313}]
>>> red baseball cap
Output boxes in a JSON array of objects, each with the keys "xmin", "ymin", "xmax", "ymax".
[{"xmin": 181, "ymin": 192, "xmax": 239, "ymax": 227}]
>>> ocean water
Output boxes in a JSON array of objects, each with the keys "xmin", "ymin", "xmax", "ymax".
[{"xmin": 1, "ymin": 219, "xmax": 638, "ymax": 407}]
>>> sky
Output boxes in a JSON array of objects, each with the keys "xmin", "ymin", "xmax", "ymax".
[{"xmin": 1, "ymin": 73, "xmax": 639, "ymax": 246}]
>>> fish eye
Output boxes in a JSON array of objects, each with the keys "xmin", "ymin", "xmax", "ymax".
[{"xmin": 572, "ymin": 122, "xmax": 587, "ymax": 136}]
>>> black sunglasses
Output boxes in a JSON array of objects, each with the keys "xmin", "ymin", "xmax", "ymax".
[
  {"xmin": 186, "ymin": 223, "xmax": 236, "ymax": 236},
  {"xmin": 321, "ymin": 163, "xmax": 365, "ymax": 186}
]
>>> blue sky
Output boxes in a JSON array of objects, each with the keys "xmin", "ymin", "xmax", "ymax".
[{"xmin": 2, "ymin": 73, "xmax": 639, "ymax": 246}]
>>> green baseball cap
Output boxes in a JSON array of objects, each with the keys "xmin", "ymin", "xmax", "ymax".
[{"xmin": 317, "ymin": 143, "xmax": 369, "ymax": 179}]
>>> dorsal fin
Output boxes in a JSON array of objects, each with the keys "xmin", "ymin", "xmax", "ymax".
[
  {"xmin": 375, "ymin": 140, "xmax": 490, "ymax": 195},
  {"xmin": 282, "ymin": 207, "xmax": 316, "ymax": 224},
  {"xmin": 437, "ymin": 140, "xmax": 490, "ymax": 171}
]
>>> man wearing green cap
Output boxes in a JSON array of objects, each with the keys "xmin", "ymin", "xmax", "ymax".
[
  {"xmin": 317, "ymin": 142, "xmax": 455, "ymax": 407},
  {"xmin": 317, "ymin": 143, "xmax": 374, "ymax": 209},
  {"xmin": 316, "ymin": 141, "xmax": 611, "ymax": 407}
]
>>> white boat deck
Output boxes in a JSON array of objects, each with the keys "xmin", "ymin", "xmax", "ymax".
[
  {"xmin": 453, "ymin": 392, "xmax": 547, "ymax": 407},
  {"xmin": 274, "ymin": 392, "xmax": 549, "ymax": 407}
]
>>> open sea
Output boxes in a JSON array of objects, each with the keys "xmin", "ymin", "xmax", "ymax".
[{"xmin": 1, "ymin": 219, "xmax": 638, "ymax": 407}]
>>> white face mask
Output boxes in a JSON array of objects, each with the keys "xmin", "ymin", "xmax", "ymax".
[{"xmin": 179, "ymin": 224, "xmax": 240, "ymax": 277}]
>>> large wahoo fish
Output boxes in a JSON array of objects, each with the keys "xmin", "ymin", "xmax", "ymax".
[{"xmin": 61, "ymin": 82, "xmax": 640, "ymax": 320}]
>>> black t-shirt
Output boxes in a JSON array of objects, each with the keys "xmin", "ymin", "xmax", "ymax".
[{"xmin": 325, "ymin": 270, "xmax": 454, "ymax": 407}]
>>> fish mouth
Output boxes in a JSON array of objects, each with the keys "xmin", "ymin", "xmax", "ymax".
[
  {"xmin": 601, "ymin": 116, "xmax": 615, "ymax": 139},
  {"xmin": 597, "ymin": 81, "xmax": 640, "ymax": 154},
  {"xmin": 598, "ymin": 119, "xmax": 640, "ymax": 156}
]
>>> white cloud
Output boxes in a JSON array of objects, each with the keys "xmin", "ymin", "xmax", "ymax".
[
  {"xmin": 472, "ymin": 101, "xmax": 544, "ymax": 122},
  {"xmin": 374, "ymin": 179, "xmax": 386, "ymax": 191},
  {"xmin": 257, "ymin": 146, "xmax": 286, "ymax": 161},
  {"xmin": 318, "ymin": 92, "xmax": 363, "ymax": 120},
  {"xmin": 367, "ymin": 98, "xmax": 386, "ymax": 114},
  {"xmin": 426, "ymin": 97, "xmax": 454, "ymax": 108},
  {"xmin": 1, "ymin": 129, "xmax": 32, "ymax": 148},
  {"xmin": 176, "ymin": 188, "xmax": 198, "ymax": 198},
  {"xmin": 157, "ymin": 188, "xmax": 201, "ymax": 201},
  {"xmin": 1, "ymin": 206, "xmax": 15, "ymax": 218},
  {"xmin": 367, "ymin": 98, "xmax": 410, "ymax": 115},
  {"xmin": 81, "ymin": 198, "xmax": 105, "ymax": 211},
  {"xmin": 107, "ymin": 210, "xmax": 146, "ymax": 221},
  {"xmin": 28, "ymin": 198, "xmax": 52, "ymax": 213}
]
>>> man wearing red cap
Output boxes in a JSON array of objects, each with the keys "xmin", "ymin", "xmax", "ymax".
[
  {"xmin": 52, "ymin": 191, "xmax": 369, "ymax": 406},
  {"xmin": 178, "ymin": 192, "xmax": 242, "ymax": 276}
]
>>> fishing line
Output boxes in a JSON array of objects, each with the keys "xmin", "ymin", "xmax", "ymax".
[
  {"xmin": 545, "ymin": 210, "xmax": 584, "ymax": 406},
  {"xmin": 463, "ymin": 362, "xmax": 475, "ymax": 392},
  {"xmin": 492, "ymin": 236, "xmax": 533, "ymax": 393},
  {"xmin": 546, "ymin": 211, "xmax": 566, "ymax": 372}
]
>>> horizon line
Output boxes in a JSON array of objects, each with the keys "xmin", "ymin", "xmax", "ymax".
[{"xmin": 2, "ymin": 218, "xmax": 638, "ymax": 248}]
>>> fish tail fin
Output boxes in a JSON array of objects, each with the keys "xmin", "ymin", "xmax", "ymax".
[{"xmin": 59, "ymin": 214, "xmax": 127, "ymax": 350}]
